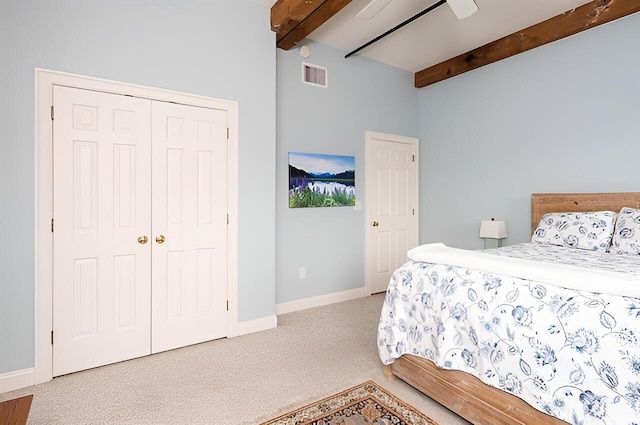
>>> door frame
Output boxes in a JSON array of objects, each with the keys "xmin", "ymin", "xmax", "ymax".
[
  {"xmin": 35, "ymin": 68, "xmax": 239, "ymax": 384},
  {"xmin": 364, "ymin": 130, "xmax": 419, "ymax": 295}
]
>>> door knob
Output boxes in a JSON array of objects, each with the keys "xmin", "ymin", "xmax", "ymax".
[
  {"xmin": 372, "ymin": 221, "xmax": 379, "ymax": 227},
  {"xmin": 155, "ymin": 235, "xmax": 166, "ymax": 244},
  {"xmin": 137, "ymin": 235, "xmax": 148, "ymax": 244}
]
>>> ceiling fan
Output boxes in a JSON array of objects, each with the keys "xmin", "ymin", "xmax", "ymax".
[
  {"xmin": 346, "ymin": 0, "xmax": 479, "ymax": 57},
  {"xmin": 357, "ymin": 0, "xmax": 478, "ymax": 21}
]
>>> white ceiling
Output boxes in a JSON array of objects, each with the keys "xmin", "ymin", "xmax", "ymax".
[{"xmin": 272, "ymin": 0, "xmax": 593, "ymax": 72}]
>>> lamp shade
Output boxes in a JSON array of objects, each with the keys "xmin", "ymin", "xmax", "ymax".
[{"xmin": 479, "ymin": 220, "xmax": 507, "ymax": 239}]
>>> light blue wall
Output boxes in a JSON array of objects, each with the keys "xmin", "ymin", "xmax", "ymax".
[
  {"xmin": 276, "ymin": 41, "xmax": 419, "ymax": 304},
  {"xmin": 3, "ymin": 0, "xmax": 637, "ymax": 381},
  {"xmin": 418, "ymin": 14, "xmax": 640, "ymax": 249},
  {"xmin": 0, "ymin": 0, "xmax": 276, "ymax": 374}
]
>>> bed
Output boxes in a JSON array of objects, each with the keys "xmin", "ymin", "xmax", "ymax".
[{"xmin": 379, "ymin": 192, "xmax": 640, "ymax": 425}]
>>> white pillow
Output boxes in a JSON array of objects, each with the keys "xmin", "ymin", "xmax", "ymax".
[
  {"xmin": 531, "ymin": 211, "xmax": 617, "ymax": 252},
  {"xmin": 610, "ymin": 207, "xmax": 640, "ymax": 255}
]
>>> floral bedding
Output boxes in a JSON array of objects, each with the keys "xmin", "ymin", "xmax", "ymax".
[
  {"xmin": 488, "ymin": 242, "xmax": 640, "ymax": 278},
  {"xmin": 377, "ymin": 243, "xmax": 640, "ymax": 425}
]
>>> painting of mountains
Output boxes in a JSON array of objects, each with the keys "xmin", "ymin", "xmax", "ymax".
[{"xmin": 288, "ymin": 152, "xmax": 356, "ymax": 208}]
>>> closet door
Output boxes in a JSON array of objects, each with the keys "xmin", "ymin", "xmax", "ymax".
[
  {"xmin": 52, "ymin": 86, "xmax": 152, "ymax": 376},
  {"xmin": 151, "ymin": 101, "xmax": 228, "ymax": 353}
]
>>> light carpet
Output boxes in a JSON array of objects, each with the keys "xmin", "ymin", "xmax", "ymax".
[{"xmin": 0, "ymin": 294, "xmax": 469, "ymax": 424}]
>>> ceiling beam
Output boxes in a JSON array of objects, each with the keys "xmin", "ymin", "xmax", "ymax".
[
  {"xmin": 271, "ymin": 0, "xmax": 352, "ymax": 50},
  {"xmin": 415, "ymin": 0, "xmax": 640, "ymax": 88}
]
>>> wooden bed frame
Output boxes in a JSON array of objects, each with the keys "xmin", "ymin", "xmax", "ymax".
[
  {"xmin": 385, "ymin": 192, "xmax": 640, "ymax": 425},
  {"xmin": 530, "ymin": 192, "xmax": 640, "ymax": 235}
]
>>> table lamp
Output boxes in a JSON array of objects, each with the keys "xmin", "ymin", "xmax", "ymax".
[{"xmin": 479, "ymin": 218, "xmax": 507, "ymax": 249}]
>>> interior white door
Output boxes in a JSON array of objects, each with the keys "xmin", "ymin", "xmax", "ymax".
[
  {"xmin": 52, "ymin": 86, "xmax": 152, "ymax": 376},
  {"xmin": 151, "ymin": 101, "xmax": 228, "ymax": 353},
  {"xmin": 365, "ymin": 132, "xmax": 419, "ymax": 294}
]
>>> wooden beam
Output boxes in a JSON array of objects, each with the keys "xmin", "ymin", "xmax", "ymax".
[
  {"xmin": 271, "ymin": 0, "xmax": 326, "ymax": 38},
  {"xmin": 271, "ymin": 0, "xmax": 352, "ymax": 50},
  {"xmin": 415, "ymin": 0, "xmax": 640, "ymax": 88}
]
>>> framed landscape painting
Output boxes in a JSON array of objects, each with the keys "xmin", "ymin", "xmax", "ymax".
[{"xmin": 288, "ymin": 152, "xmax": 355, "ymax": 208}]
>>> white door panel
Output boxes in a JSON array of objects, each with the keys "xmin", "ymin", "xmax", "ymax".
[
  {"xmin": 53, "ymin": 86, "xmax": 152, "ymax": 376},
  {"xmin": 365, "ymin": 132, "xmax": 418, "ymax": 294},
  {"xmin": 53, "ymin": 87, "xmax": 230, "ymax": 375},
  {"xmin": 151, "ymin": 101, "xmax": 228, "ymax": 353}
]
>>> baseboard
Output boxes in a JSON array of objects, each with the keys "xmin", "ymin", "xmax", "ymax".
[
  {"xmin": 276, "ymin": 287, "xmax": 369, "ymax": 315},
  {"xmin": 0, "ymin": 368, "xmax": 35, "ymax": 395},
  {"xmin": 228, "ymin": 314, "xmax": 277, "ymax": 338}
]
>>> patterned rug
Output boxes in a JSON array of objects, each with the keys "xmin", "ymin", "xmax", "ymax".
[{"xmin": 260, "ymin": 381, "xmax": 438, "ymax": 425}]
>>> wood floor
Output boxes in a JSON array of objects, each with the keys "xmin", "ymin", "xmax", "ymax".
[{"xmin": 0, "ymin": 395, "xmax": 32, "ymax": 425}]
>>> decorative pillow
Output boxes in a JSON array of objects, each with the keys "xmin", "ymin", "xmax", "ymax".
[
  {"xmin": 531, "ymin": 211, "xmax": 617, "ymax": 252},
  {"xmin": 610, "ymin": 207, "xmax": 640, "ymax": 255}
]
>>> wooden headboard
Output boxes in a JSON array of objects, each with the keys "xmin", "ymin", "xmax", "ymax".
[{"xmin": 531, "ymin": 192, "xmax": 640, "ymax": 235}]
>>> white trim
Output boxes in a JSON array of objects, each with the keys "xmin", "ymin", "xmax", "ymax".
[
  {"xmin": 228, "ymin": 315, "xmax": 278, "ymax": 338},
  {"xmin": 0, "ymin": 368, "xmax": 35, "ymax": 394},
  {"xmin": 364, "ymin": 131, "xmax": 419, "ymax": 296},
  {"xmin": 226, "ymin": 98, "xmax": 240, "ymax": 342},
  {"xmin": 276, "ymin": 287, "xmax": 369, "ymax": 315},
  {"xmin": 35, "ymin": 68, "xmax": 239, "ymax": 384}
]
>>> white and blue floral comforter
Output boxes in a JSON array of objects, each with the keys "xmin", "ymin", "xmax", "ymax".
[{"xmin": 377, "ymin": 243, "xmax": 640, "ymax": 425}]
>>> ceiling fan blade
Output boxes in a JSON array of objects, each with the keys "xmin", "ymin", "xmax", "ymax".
[
  {"xmin": 447, "ymin": 0, "xmax": 478, "ymax": 19},
  {"xmin": 356, "ymin": 0, "xmax": 393, "ymax": 21}
]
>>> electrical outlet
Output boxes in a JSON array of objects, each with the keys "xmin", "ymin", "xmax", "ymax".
[{"xmin": 299, "ymin": 267, "xmax": 306, "ymax": 279}]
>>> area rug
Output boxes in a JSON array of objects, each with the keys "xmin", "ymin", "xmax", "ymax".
[{"xmin": 260, "ymin": 380, "xmax": 438, "ymax": 424}]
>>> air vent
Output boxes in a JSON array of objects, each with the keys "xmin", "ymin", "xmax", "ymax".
[{"xmin": 302, "ymin": 63, "xmax": 328, "ymax": 88}]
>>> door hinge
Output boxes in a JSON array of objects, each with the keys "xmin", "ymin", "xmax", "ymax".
[
  {"xmin": 50, "ymin": 105, "xmax": 54, "ymax": 121},
  {"xmin": 51, "ymin": 330, "xmax": 54, "ymax": 345},
  {"xmin": 226, "ymin": 300, "xmax": 229, "ymax": 311},
  {"xmin": 227, "ymin": 128, "xmax": 229, "ymax": 139},
  {"xmin": 412, "ymin": 154, "xmax": 415, "ymax": 162},
  {"xmin": 51, "ymin": 218, "xmax": 54, "ymax": 232},
  {"xmin": 412, "ymin": 209, "xmax": 415, "ymax": 216},
  {"xmin": 227, "ymin": 214, "xmax": 229, "ymax": 225}
]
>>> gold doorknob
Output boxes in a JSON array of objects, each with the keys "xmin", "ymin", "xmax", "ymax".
[
  {"xmin": 137, "ymin": 235, "xmax": 148, "ymax": 244},
  {"xmin": 372, "ymin": 221, "xmax": 379, "ymax": 227},
  {"xmin": 155, "ymin": 235, "xmax": 166, "ymax": 244}
]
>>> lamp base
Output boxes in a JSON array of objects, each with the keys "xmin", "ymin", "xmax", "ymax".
[{"xmin": 483, "ymin": 238, "xmax": 503, "ymax": 249}]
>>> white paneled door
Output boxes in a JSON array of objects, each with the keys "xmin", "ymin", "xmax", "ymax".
[
  {"xmin": 52, "ymin": 86, "xmax": 229, "ymax": 376},
  {"xmin": 151, "ymin": 101, "xmax": 228, "ymax": 353},
  {"xmin": 365, "ymin": 132, "xmax": 419, "ymax": 294},
  {"xmin": 52, "ymin": 86, "xmax": 152, "ymax": 376}
]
